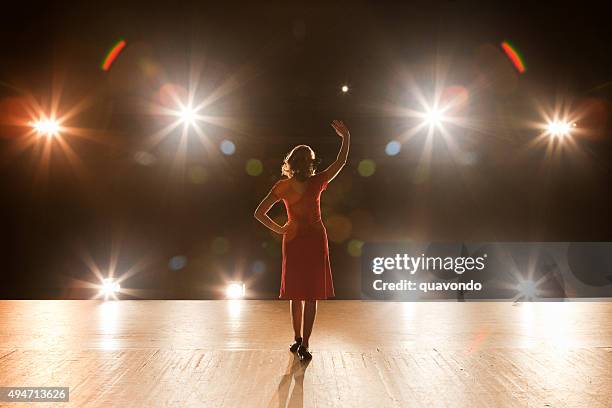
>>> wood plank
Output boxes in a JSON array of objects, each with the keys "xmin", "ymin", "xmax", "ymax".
[{"xmin": 0, "ymin": 300, "xmax": 611, "ymax": 407}]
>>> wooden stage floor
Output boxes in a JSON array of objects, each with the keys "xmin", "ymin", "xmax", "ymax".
[{"xmin": 0, "ymin": 300, "xmax": 611, "ymax": 407}]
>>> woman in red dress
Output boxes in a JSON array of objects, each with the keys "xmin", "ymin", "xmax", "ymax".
[{"xmin": 254, "ymin": 120, "xmax": 350, "ymax": 360}]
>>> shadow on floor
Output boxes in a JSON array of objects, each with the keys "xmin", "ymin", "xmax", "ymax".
[{"xmin": 269, "ymin": 353, "xmax": 310, "ymax": 408}]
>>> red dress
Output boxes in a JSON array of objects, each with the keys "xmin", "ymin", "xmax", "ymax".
[{"xmin": 272, "ymin": 172, "xmax": 335, "ymax": 300}]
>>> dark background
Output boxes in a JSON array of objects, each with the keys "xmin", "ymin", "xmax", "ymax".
[{"xmin": 1, "ymin": 1, "xmax": 611, "ymax": 299}]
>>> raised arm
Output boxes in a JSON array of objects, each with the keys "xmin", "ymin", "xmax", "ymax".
[
  {"xmin": 320, "ymin": 120, "xmax": 350, "ymax": 183},
  {"xmin": 254, "ymin": 189, "xmax": 285, "ymax": 235}
]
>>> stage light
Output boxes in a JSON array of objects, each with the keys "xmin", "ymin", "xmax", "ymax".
[
  {"xmin": 100, "ymin": 278, "xmax": 120, "ymax": 297},
  {"xmin": 516, "ymin": 279, "xmax": 538, "ymax": 300},
  {"xmin": 341, "ymin": 85, "xmax": 349, "ymax": 93},
  {"xmin": 424, "ymin": 107, "xmax": 444, "ymax": 127},
  {"xmin": 179, "ymin": 104, "xmax": 198, "ymax": 126},
  {"xmin": 32, "ymin": 118, "xmax": 60, "ymax": 137},
  {"xmin": 531, "ymin": 103, "xmax": 583, "ymax": 154},
  {"xmin": 226, "ymin": 281, "xmax": 245, "ymax": 299},
  {"xmin": 546, "ymin": 120, "xmax": 572, "ymax": 137}
]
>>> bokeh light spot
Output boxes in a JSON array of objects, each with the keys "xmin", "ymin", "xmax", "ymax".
[
  {"xmin": 357, "ymin": 159, "xmax": 376, "ymax": 177},
  {"xmin": 251, "ymin": 260, "xmax": 266, "ymax": 274},
  {"xmin": 458, "ymin": 151, "xmax": 478, "ymax": 166},
  {"xmin": 347, "ymin": 239, "xmax": 364, "ymax": 257},
  {"xmin": 220, "ymin": 139, "xmax": 236, "ymax": 155},
  {"xmin": 246, "ymin": 159, "xmax": 263, "ymax": 176},
  {"xmin": 412, "ymin": 164, "xmax": 428, "ymax": 184},
  {"xmin": 441, "ymin": 85, "xmax": 470, "ymax": 113},
  {"xmin": 385, "ymin": 141, "xmax": 401, "ymax": 156},
  {"xmin": 189, "ymin": 165, "xmax": 208, "ymax": 184},
  {"xmin": 168, "ymin": 255, "xmax": 187, "ymax": 271},
  {"xmin": 158, "ymin": 83, "xmax": 188, "ymax": 107},
  {"xmin": 134, "ymin": 151, "xmax": 157, "ymax": 166},
  {"xmin": 211, "ymin": 237, "xmax": 230, "ymax": 255}
]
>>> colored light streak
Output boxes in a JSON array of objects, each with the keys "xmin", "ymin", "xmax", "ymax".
[
  {"xmin": 501, "ymin": 41, "xmax": 526, "ymax": 73},
  {"xmin": 102, "ymin": 39, "xmax": 127, "ymax": 71}
]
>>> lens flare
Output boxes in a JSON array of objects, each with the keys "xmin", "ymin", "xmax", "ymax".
[
  {"xmin": 100, "ymin": 278, "xmax": 121, "ymax": 298},
  {"xmin": 424, "ymin": 107, "xmax": 445, "ymax": 127},
  {"xmin": 385, "ymin": 140, "xmax": 401, "ymax": 156},
  {"xmin": 226, "ymin": 282, "xmax": 246, "ymax": 299},
  {"xmin": 179, "ymin": 104, "xmax": 198, "ymax": 125},
  {"xmin": 546, "ymin": 120, "xmax": 573, "ymax": 137},
  {"xmin": 357, "ymin": 159, "xmax": 376, "ymax": 177},
  {"xmin": 101, "ymin": 39, "xmax": 127, "ymax": 71},
  {"xmin": 245, "ymin": 159, "xmax": 263, "ymax": 176},
  {"xmin": 15, "ymin": 90, "xmax": 96, "ymax": 185},
  {"xmin": 501, "ymin": 41, "xmax": 526, "ymax": 74},
  {"xmin": 32, "ymin": 118, "xmax": 60, "ymax": 137},
  {"xmin": 527, "ymin": 100, "xmax": 586, "ymax": 161},
  {"xmin": 347, "ymin": 239, "xmax": 364, "ymax": 257},
  {"xmin": 220, "ymin": 139, "xmax": 236, "ymax": 155},
  {"xmin": 516, "ymin": 279, "xmax": 538, "ymax": 300},
  {"xmin": 145, "ymin": 58, "xmax": 264, "ymax": 174}
]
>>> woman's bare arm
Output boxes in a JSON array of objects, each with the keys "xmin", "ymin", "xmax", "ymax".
[
  {"xmin": 320, "ymin": 120, "xmax": 350, "ymax": 183},
  {"xmin": 254, "ymin": 190, "xmax": 285, "ymax": 234}
]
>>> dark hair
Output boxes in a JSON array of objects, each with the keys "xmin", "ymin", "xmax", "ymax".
[{"xmin": 281, "ymin": 145, "xmax": 318, "ymax": 181}]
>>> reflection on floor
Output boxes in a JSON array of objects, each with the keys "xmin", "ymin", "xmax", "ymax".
[{"xmin": 0, "ymin": 300, "xmax": 611, "ymax": 407}]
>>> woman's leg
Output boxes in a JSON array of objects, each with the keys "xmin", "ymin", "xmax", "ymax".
[
  {"xmin": 302, "ymin": 300, "xmax": 317, "ymax": 347},
  {"xmin": 290, "ymin": 300, "xmax": 303, "ymax": 339}
]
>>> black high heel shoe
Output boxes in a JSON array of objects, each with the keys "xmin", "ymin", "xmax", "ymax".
[
  {"xmin": 289, "ymin": 337, "xmax": 302, "ymax": 353},
  {"xmin": 297, "ymin": 344, "xmax": 312, "ymax": 361}
]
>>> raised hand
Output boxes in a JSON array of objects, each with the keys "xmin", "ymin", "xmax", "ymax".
[
  {"xmin": 320, "ymin": 120, "xmax": 351, "ymax": 183},
  {"xmin": 331, "ymin": 120, "xmax": 350, "ymax": 139}
]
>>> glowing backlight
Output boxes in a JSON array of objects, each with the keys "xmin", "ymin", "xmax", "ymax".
[
  {"xmin": 501, "ymin": 41, "xmax": 526, "ymax": 74},
  {"xmin": 226, "ymin": 282, "xmax": 245, "ymax": 299},
  {"xmin": 100, "ymin": 278, "xmax": 120, "ymax": 297},
  {"xmin": 102, "ymin": 39, "xmax": 127, "ymax": 71},
  {"xmin": 547, "ymin": 120, "xmax": 572, "ymax": 137},
  {"xmin": 32, "ymin": 119, "xmax": 60, "ymax": 137}
]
